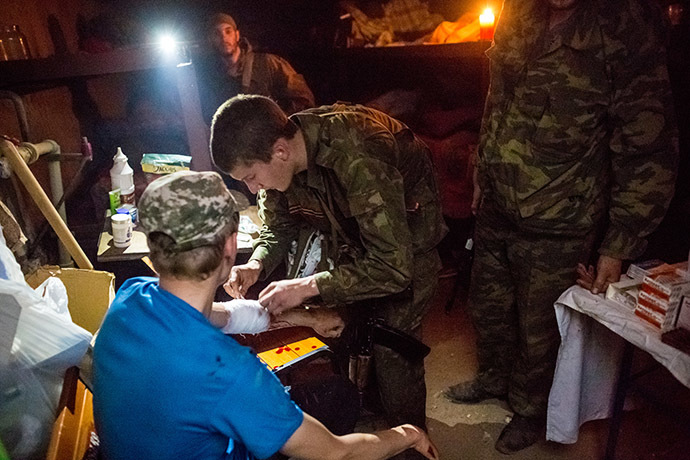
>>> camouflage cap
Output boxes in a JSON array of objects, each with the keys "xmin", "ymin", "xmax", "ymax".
[
  {"xmin": 139, "ymin": 171, "xmax": 238, "ymax": 252},
  {"xmin": 210, "ymin": 13, "xmax": 237, "ymax": 30}
]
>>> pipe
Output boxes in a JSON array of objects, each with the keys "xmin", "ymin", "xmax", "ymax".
[
  {"xmin": 28, "ymin": 140, "xmax": 92, "ymax": 262},
  {"xmin": 0, "ymin": 138, "xmax": 92, "ymax": 269},
  {"xmin": 31, "ymin": 140, "xmax": 73, "ymax": 266},
  {"xmin": 17, "ymin": 139, "xmax": 61, "ymax": 164},
  {"xmin": 0, "ymin": 90, "xmax": 30, "ymax": 141},
  {"xmin": 0, "ymin": 92, "xmax": 32, "ymax": 242},
  {"xmin": 1, "ymin": 138, "xmax": 71, "ymax": 265}
]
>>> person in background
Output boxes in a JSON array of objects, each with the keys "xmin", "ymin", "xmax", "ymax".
[
  {"xmin": 444, "ymin": 0, "xmax": 678, "ymax": 454},
  {"xmin": 92, "ymin": 170, "xmax": 438, "ymax": 460},
  {"xmin": 210, "ymin": 95, "xmax": 446, "ymax": 460},
  {"xmin": 198, "ymin": 12, "xmax": 315, "ymax": 123}
]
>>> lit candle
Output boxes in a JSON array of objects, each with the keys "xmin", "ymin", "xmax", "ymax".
[{"xmin": 479, "ymin": 8, "xmax": 495, "ymax": 41}]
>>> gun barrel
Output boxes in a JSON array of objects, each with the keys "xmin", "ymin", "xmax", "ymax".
[{"xmin": 372, "ymin": 322, "xmax": 430, "ymax": 361}]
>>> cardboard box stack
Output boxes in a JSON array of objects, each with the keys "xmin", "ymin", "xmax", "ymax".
[
  {"xmin": 606, "ymin": 259, "xmax": 671, "ymax": 310},
  {"xmin": 634, "ymin": 262, "xmax": 690, "ymax": 331},
  {"xmin": 660, "ymin": 256, "xmax": 690, "ymax": 354}
]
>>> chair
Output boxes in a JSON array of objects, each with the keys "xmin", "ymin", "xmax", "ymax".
[{"xmin": 46, "ymin": 367, "xmax": 99, "ymax": 460}]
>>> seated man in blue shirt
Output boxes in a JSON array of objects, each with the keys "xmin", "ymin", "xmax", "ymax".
[{"xmin": 92, "ymin": 170, "xmax": 438, "ymax": 460}]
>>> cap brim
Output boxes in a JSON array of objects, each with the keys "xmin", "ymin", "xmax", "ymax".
[{"xmin": 228, "ymin": 189, "xmax": 250, "ymax": 211}]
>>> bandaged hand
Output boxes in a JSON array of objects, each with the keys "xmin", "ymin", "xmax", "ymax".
[{"xmin": 215, "ymin": 299, "xmax": 270, "ymax": 334}]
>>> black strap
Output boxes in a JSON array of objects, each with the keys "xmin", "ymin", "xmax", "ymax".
[{"xmin": 241, "ymin": 51, "xmax": 254, "ymax": 94}]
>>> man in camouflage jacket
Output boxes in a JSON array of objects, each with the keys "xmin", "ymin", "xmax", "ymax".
[
  {"xmin": 198, "ymin": 13, "xmax": 315, "ymax": 123},
  {"xmin": 210, "ymin": 95, "xmax": 446, "ymax": 459},
  {"xmin": 446, "ymin": 0, "xmax": 678, "ymax": 453}
]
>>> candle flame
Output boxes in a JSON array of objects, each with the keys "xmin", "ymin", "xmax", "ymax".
[{"xmin": 479, "ymin": 8, "xmax": 495, "ymax": 26}]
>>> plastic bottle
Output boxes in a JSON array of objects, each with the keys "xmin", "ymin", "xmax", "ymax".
[
  {"xmin": 111, "ymin": 213, "xmax": 133, "ymax": 248},
  {"xmin": 110, "ymin": 147, "xmax": 136, "ymax": 206}
]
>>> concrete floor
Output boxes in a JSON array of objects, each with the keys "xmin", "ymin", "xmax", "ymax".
[{"xmin": 419, "ymin": 277, "xmax": 690, "ymax": 460}]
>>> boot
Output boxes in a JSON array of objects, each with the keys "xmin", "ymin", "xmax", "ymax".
[
  {"xmin": 444, "ymin": 379, "xmax": 507, "ymax": 404},
  {"xmin": 495, "ymin": 414, "xmax": 544, "ymax": 454}
]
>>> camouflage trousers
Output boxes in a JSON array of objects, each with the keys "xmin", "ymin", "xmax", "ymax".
[
  {"xmin": 371, "ymin": 249, "xmax": 440, "ymax": 460},
  {"xmin": 370, "ymin": 249, "xmax": 440, "ymax": 427},
  {"xmin": 468, "ymin": 203, "xmax": 597, "ymax": 418}
]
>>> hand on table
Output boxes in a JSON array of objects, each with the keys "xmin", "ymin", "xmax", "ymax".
[
  {"xmin": 259, "ymin": 276, "xmax": 320, "ymax": 315},
  {"xmin": 576, "ymin": 255, "xmax": 622, "ymax": 295},
  {"xmin": 393, "ymin": 425, "xmax": 439, "ymax": 460}
]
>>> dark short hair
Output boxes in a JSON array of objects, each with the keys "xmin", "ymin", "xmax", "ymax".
[{"xmin": 210, "ymin": 95, "xmax": 299, "ymax": 173}]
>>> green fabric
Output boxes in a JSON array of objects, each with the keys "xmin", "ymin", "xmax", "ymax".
[
  {"xmin": 252, "ymin": 103, "xmax": 446, "ymax": 305},
  {"xmin": 468, "ymin": 0, "xmax": 678, "ymax": 419},
  {"xmin": 0, "ymin": 438, "xmax": 9, "ymax": 460},
  {"xmin": 469, "ymin": 200, "xmax": 598, "ymax": 417},
  {"xmin": 478, "ymin": 0, "xmax": 678, "ymax": 260}
]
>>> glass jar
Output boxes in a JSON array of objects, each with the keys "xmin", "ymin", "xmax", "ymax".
[
  {"xmin": 3, "ymin": 25, "xmax": 31, "ymax": 60},
  {"xmin": 668, "ymin": 3, "xmax": 684, "ymax": 26},
  {"xmin": 0, "ymin": 25, "xmax": 9, "ymax": 61}
]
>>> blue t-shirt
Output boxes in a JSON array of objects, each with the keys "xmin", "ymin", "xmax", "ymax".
[{"xmin": 93, "ymin": 277, "xmax": 303, "ymax": 460}]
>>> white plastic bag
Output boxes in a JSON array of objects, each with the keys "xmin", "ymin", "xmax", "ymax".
[
  {"xmin": 10, "ymin": 276, "xmax": 91, "ymax": 370},
  {"xmin": 0, "ymin": 227, "xmax": 93, "ymax": 460},
  {"xmin": 0, "ymin": 224, "xmax": 24, "ymax": 283}
]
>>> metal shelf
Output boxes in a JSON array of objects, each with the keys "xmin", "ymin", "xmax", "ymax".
[
  {"xmin": 337, "ymin": 40, "xmax": 490, "ymax": 60},
  {"xmin": 0, "ymin": 46, "xmax": 177, "ymax": 88}
]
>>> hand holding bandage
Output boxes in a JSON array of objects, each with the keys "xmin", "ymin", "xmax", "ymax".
[
  {"xmin": 259, "ymin": 275, "xmax": 320, "ymax": 315},
  {"xmin": 225, "ymin": 259, "xmax": 263, "ymax": 299}
]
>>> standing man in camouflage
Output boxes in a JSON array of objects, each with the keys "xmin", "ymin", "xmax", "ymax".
[
  {"xmin": 445, "ymin": 0, "xmax": 678, "ymax": 454},
  {"xmin": 198, "ymin": 13, "xmax": 315, "ymax": 123},
  {"xmin": 210, "ymin": 95, "xmax": 446, "ymax": 460}
]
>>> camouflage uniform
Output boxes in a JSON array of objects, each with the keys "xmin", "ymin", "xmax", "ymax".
[
  {"xmin": 251, "ymin": 103, "xmax": 447, "ymax": 433},
  {"xmin": 199, "ymin": 38, "xmax": 315, "ymax": 122},
  {"xmin": 472, "ymin": 0, "xmax": 678, "ymax": 418}
]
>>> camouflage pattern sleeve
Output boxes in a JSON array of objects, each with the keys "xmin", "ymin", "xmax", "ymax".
[
  {"xmin": 600, "ymin": 0, "xmax": 678, "ymax": 260},
  {"xmin": 476, "ymin": 83, "xmax": 494, "ymax": 186},
  {"xmin": 314, "ymin": 132, "xmax": 415, "ymax": 305},
  {"xmin": 266, "ymin": 54, "xmax": 315, "ymax": 114},
  {"xmin": 476, "ymin": 0, "xmax": 531, "ymax": 192},
  {"xmin": 251, "ymin": 189, "xmax": 299, "ymax": 277}
]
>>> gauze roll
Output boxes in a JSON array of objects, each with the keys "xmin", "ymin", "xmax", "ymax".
[{"xmin": 219, "ymin": 299, "xmax": 270, "ymax": 334}]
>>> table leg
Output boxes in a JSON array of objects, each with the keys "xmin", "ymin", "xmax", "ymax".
[{"xmin": 604, "ymin": 341, "xmax": 635, "ymax": 460}]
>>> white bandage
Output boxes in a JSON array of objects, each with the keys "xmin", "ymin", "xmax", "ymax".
[{"xmin": 219, "ymin": 299, "xmax": 270, "ymax": 334}]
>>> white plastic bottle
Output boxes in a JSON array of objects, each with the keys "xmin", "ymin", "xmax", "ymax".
[{"xmin": 110, "ymin": 147, "xmax": 136, "ymax": 206}]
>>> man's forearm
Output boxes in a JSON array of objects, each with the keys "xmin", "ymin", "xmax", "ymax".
[
  {"xmin": 208, "ymin": 302, "xmax": 230, "ymax": 329},
  {"xmin": 333, "ymin": 425, "xmax": 429, "ymax": 460},
  {"xmin": 271, "ymin": 306, "xmax": 345, "ymax": 338},
  {"xmin": 280, "ymin": 413, "xmax": 433, "ymax": 460}
]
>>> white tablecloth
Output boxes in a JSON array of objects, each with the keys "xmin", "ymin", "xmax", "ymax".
[{"xmin": 546, "ymin": 285, "xmax": 690, "ymax": 444}]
